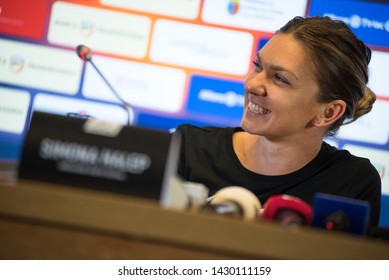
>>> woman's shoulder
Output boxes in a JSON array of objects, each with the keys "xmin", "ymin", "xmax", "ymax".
[
  {"xmin": 320, "ymin": 141, "xmax": 379, "ymax": 177},
  {"xmin": 321, "ymin": 141, "xmax": 369, "ymax": 161}
]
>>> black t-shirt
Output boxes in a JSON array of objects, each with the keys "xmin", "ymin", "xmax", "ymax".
[{"xmin": 176, "ymin": 124, "xmax": 382, "ymax": 226}]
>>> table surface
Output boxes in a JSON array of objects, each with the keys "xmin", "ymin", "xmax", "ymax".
[{"xmin": 1, "ymin": 178, "xmax": 389, "ymax": 260}]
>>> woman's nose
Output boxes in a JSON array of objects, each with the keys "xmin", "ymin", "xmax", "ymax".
[{"xmin": 245, "ymin": 74, "xmax": 267, "ymax": 96}]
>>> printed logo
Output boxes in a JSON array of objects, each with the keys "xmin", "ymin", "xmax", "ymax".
[
  {"xmin": 187, "ymin": 75, "xmax": 245, "ymax": 120},
  {"xmin": 227, "ymin": 0, "xmax": 240, "ymax": 15},
  {"xmin": 80, "ymin": 19, "xmax": 95, "ymax": 38},
  {"xmin": 9, "ymin": 55, "xmax": 25, "ymax": 74},
  {"xmin": 198, "ymin": 89, "xmax": 244, "ymax": 108},
  {"xmin": 48, "ymin": 2, "xmax": 151, "ymax": 59},
  {"xmin": 326, "ymin": 13, "xmax": 389, "ymax": 33},
  {"xmin": 349, "ymin": 15, "xmax": 361, "ymax": 29},
  {"xmin": 309, "ymin": 0, "xmax": 389, "ymax": 48}
]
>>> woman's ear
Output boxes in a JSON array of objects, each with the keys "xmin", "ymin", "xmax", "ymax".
[{"xmin": 313, "ymin": 100, "xmax": 347, "ymax": 127}]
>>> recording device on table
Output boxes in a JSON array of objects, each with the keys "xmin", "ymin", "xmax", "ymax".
[
  {"xmin": 261, "ymin": 194, "xmax": 313, "ymax": 226},
  {"xmin": 311, "ymin": 193, "xmax": 370, "ymax": 236},
  {"xmin": 203, "ymin": 186, "xmax": 262, "ymax": 221},
  {"xmin": 202, "ymin": 187, "xmax": 371, "ymax": 237},
  {"xmin": 260, "ymin": 192, "xmax": 370, "ymax": 236},
  {"xmin": 201, "ymin": 189, "xmax": 313, "ymax": 225}
]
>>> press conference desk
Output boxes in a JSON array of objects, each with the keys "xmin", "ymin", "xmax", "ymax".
[{"xmin": 1, "ymin": 180, "xmax": 389, "ymax": 260}]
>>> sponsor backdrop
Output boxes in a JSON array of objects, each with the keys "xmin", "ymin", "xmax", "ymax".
[{"xmin": 1, "ymin": 0, "xmax": 389, "ymax": 226}]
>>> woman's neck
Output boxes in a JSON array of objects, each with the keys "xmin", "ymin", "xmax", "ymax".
[{"xmin": 232, "ymin": 131, "xmax": 323, "ymax": 176}]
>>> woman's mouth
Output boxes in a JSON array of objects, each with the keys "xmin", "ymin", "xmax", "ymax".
[{"xmin": 248, "ymin": 100, "xmax": 271, "ymax": 115}]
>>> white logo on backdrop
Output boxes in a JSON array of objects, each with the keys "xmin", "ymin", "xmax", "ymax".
[{"xmin": 325, "ymin": 13, "xmax": 389, "ymax": 32}]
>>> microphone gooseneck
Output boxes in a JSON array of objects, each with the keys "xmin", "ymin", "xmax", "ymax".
[{"xmin": 75, "ymin": 44, "xmax": 134, "ymax": 126}]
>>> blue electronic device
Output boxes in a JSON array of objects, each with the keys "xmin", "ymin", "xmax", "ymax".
[{"xmin": 312, "ymin": 193, "xmax": 370, "ymax": 236}]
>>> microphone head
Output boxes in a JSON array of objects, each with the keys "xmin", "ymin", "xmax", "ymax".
[
  {"xmin": 76, "ymin": 44, "xmax": 92, "ymax": 61},
  {"xmin": 209, "ymin": 186, "xmax": 262, "ymax": 221},
  {"xmin": 262, "ymin": 194, "xmax": 313, "ymax": 225}
]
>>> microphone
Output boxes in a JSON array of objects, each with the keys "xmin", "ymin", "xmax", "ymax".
[
  {"xmin": 204, "ymin": 186, "xmax": 262, "ymax": 221},
  {"xmin": 76, "ymin": 45, "xmax": 134, "ymax": 126},
  {"xmin": 312, "ymin": 193, "xmax": 370, "ymax": 236},
  {"xmin": 262, "ymin": 194, "xmax": 313, "ymax": 226},
  {"xmin": 76, "ymin": 44, "xmax": 92, "ymax": 62}
]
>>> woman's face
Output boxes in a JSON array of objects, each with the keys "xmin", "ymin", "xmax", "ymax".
[{"xmin": 241, "ymin": 33, "xmax": 323, "ymax": 141}]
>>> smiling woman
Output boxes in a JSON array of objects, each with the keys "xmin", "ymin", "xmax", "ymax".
[
  {"xmin": 242, "ymin": 32, "xmax": 323, "ymax": 142},
  {"xmin": 175, "ymin": 16, "xmax": 381, "ymax": 228}
]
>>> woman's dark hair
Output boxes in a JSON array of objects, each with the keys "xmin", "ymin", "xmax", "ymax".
[{"xmin": 276, "ymin": 16, "xmax": 376, "ymax": 136}]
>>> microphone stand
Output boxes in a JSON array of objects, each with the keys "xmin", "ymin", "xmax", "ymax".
[{"xmin": 76, "ymin": 45, "xmax": 134, "ymax": 126}]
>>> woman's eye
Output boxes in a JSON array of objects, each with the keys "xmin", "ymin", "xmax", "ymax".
[
  {"xmin": 252, "ymin": 60, "xmax": 262, "ymax": 70},
  {"xmin": 274, "ymin": 73, "xmax": 288, "ymax": 84}
]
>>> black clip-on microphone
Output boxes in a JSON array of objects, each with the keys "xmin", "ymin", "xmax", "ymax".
[{"xmin": 76, "ymin": 45, "xmax": 134, "ymax": 126}]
